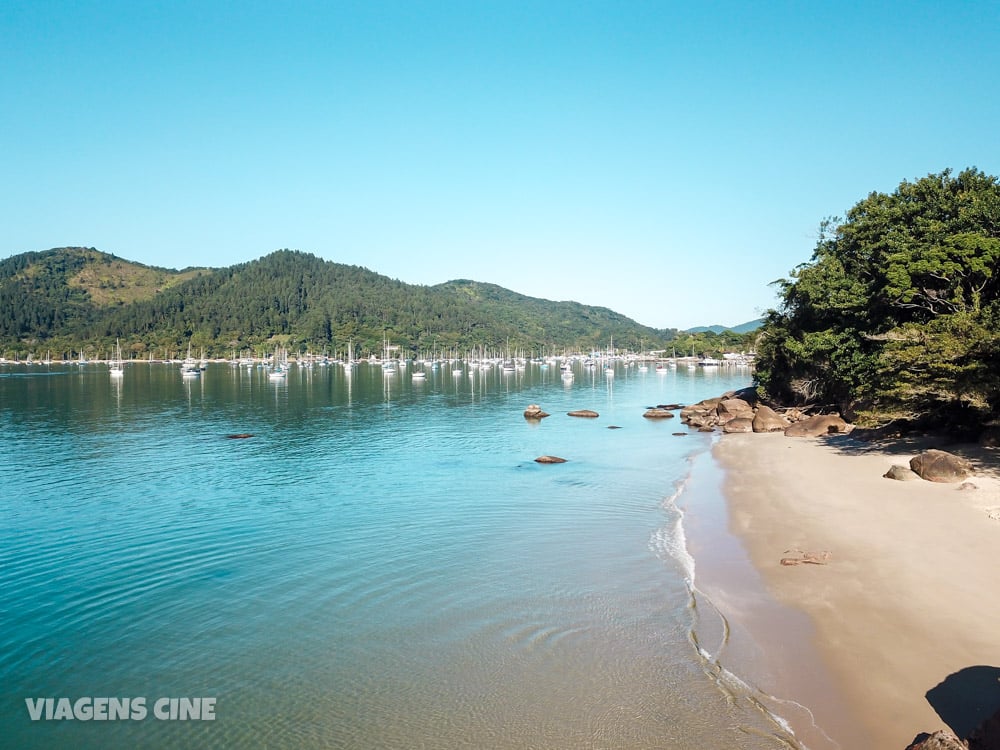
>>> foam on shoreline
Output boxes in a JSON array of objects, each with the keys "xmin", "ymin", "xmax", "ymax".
[{"xmin": 671, "ymin": 441, "xmax": 866, "ymax": 749}]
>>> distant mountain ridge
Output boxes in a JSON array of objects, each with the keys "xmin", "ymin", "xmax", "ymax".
[{"xmin": 685, "ymin": 319, "xmax": 764, "ymax": 335}]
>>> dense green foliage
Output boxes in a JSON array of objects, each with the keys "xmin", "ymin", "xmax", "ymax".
[
  {"xmin": 0, "ymin": 247, "xmax": 753, "ymax": 359},
  {"xmin": 756, "ymin": 168, "xmax": 1000, "ymax": 432}
]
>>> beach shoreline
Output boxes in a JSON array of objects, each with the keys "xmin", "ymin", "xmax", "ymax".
[{"xmin": 707, "ymin": 432, "xmax": 1000, "ymax": 748}]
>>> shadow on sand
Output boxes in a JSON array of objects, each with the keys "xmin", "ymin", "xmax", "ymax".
[
  {"xmin": 815, "ymin": 433, "xmax": 1000, "ymax": 480},
  {"xmin": 926, "ymin": 665, "xmax": 1000, "ymax": 739}
]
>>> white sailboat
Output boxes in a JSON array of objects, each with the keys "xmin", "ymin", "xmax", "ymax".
[
  {"xmin": 109, "ymin": 339, "xmax": 125, "ymax": 377},
  {"xmin": 268, "ymin": 347, "xmax": 288, "ymax": 379},
  {"xmin": 181, "ymin": 340, "xmax": 201, "ymax": 378}
]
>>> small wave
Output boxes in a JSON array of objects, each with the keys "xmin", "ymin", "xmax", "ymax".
[{"xmin": 650, "ymin": 445, "xmax": 822, "ymax": 750}]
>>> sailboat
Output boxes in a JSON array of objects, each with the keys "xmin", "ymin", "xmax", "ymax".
[
  {"xmin": 268, "ymin": 347, "xmax": 288, "ymax": 379},
  {"xmin": 109, "ymin": 339, "xmax": 125, "ymax": 377},
  {"xmin": 181, "ymin": 340, "xmax": 201, "ymax": 378}
]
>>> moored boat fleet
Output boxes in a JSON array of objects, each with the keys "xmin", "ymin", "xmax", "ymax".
[{"xmin": 0, "ymin": 347, "xmax": 755, "ymax": 381}]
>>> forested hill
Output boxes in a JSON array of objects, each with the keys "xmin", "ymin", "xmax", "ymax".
[{"xmin": 0, "ymin": 247, "xmax": 713, "ymax": 359}]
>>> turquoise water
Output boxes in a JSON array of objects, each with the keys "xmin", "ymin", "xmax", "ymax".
[{"xmin": 0, "ymin": 360, "xmax": 798, "ymax": 749}]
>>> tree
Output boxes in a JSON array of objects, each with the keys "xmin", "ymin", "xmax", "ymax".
[{"xmin": 756, "ymin": 168, "xmax": 1000, "ymax": 432}]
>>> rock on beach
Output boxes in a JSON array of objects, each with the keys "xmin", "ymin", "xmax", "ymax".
[{"xmin": 909, "ymin": 449, "xmax": 974, "ymax": 483}]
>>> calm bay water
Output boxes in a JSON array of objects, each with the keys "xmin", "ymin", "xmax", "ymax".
[{"xmin": 0, "ymin": 360, "xmax": 800, "ymax": 749}]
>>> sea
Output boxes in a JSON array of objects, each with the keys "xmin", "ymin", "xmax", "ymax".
[{"xmin": 0, "ymin": 358, "xmax": 813, "ymax": 749}]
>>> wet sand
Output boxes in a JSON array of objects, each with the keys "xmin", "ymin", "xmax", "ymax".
[{"xmin": 713, "ymin": 432, "xmax": 1000, "ymax": 749}]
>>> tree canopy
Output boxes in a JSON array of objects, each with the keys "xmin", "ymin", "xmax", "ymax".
[{"xmin": 755, "ymin": 168, "xmax": 1000, "ymax": 433}]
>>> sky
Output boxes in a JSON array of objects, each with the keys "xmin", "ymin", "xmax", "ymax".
[{"xmin": 2, "ymin": 1, "xmax": 998, "ymax": 330}]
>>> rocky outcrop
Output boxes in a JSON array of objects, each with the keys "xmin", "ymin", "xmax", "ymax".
[
  {"xmin": 905, "ymin": 730, "xmax": 968, "ymax": 750},
  {"xmin": 678, "ymin": 389, "xmax": 851, "ymax": 437},
  {"xmin": 567, "ymin": 409, "xmax": 599, "ymax": 418},
  {"xmin": 523, "ymin": 404, "xmax": 550, "ymax": 419},
  {"xmin": 909, "ymin": 449, "xmax": 974, "ymax": 483},
  {"xmin": 907, "ymin": 704, "xmax": 1000, "ymax": 749},
  {"xmin": 534, "ymin": 455, "xmax": 567, "ymax": 464}
]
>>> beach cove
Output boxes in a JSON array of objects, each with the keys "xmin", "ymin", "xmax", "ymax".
[{"xmin": 708, "ymin": 431, "xmax": 1000, "ymax": 748}]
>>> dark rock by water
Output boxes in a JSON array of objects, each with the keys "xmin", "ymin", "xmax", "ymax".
[{"xmin": 523, "ymin": 404, "xmax": 550, "ymax": 419}]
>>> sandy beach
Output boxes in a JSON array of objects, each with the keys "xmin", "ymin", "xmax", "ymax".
[{"xmin": 712, "ymin": 432, "xmax": 1000, "ymax": 749}]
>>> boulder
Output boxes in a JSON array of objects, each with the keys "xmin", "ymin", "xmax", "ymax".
[
  {"xmin": 909, "ymin": 449, "xmax": 974, "ymax": 483},
  {"xmin": 727, "ymin": 386, "xmax": 760, "ymax": 405},
  {"xmin": 534, "ymin": 455, "xmax": 567, "ymax": 464},
  {"xmin": 752, "ymin": 405, "xmax": 791, "ymax": 433},
  {"xmin": 656, "ymin": 403, "xmax": 683, "ymax": 410},
  {"xmin": 642, "ymin": 408, "xmax": 675, "ymax": 419},
  {"xmin": 680, "ymin": 403, "xmax": 718, "ymax": 428},
  {"xmin": 567, "ymin": 409, "xmax": 599, "ymax": 418},
  {"xmin": 784, "ymin": 414, "xmax": 851, "ymax": 437},
  {"xmin": 884, "ymin": 464, "xmax": 921, "ymax": 481},
  {"xmin": 905, "ymin": 730, "xmax": 968, "ymax": 750},
  {"xmin": 722, "ymin": 417, "xmax": 753, "ymax": 433},
  {"xmin": 717, "ymin": 398, "xmax": 754, "ymax": 420},
  {"xmin": 523, "ymin": 404, "xmax": 550, "ymax": 419}
]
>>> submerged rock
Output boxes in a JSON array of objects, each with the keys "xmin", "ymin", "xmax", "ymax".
[
  {"xmin": 642, "ymin": 408, "xmax": 675, "ymax": 419},
  {"xmin": 567, "ymin": 409, "xmax": 599, "ymax": 418},
  {"xmin": 534, "ymin": 455, "xmax": 567, "ymax": 464},
  {"xmin": 523, "ymin": 404, "xmax": 550, "ymax": 419}
]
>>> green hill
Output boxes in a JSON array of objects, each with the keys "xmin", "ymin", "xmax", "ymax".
[
  {"xmin": 685, "ymin": 318, "xmax": 764, "ymax": 335},
  {"xmin": 1, "ymin": 247, "xmax": 703, "ymax": 359}
]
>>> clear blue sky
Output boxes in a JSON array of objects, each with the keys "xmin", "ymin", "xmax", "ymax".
[{"xmin": 3, "ymin": 1, "xmax": 998, "ymax": 330}]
